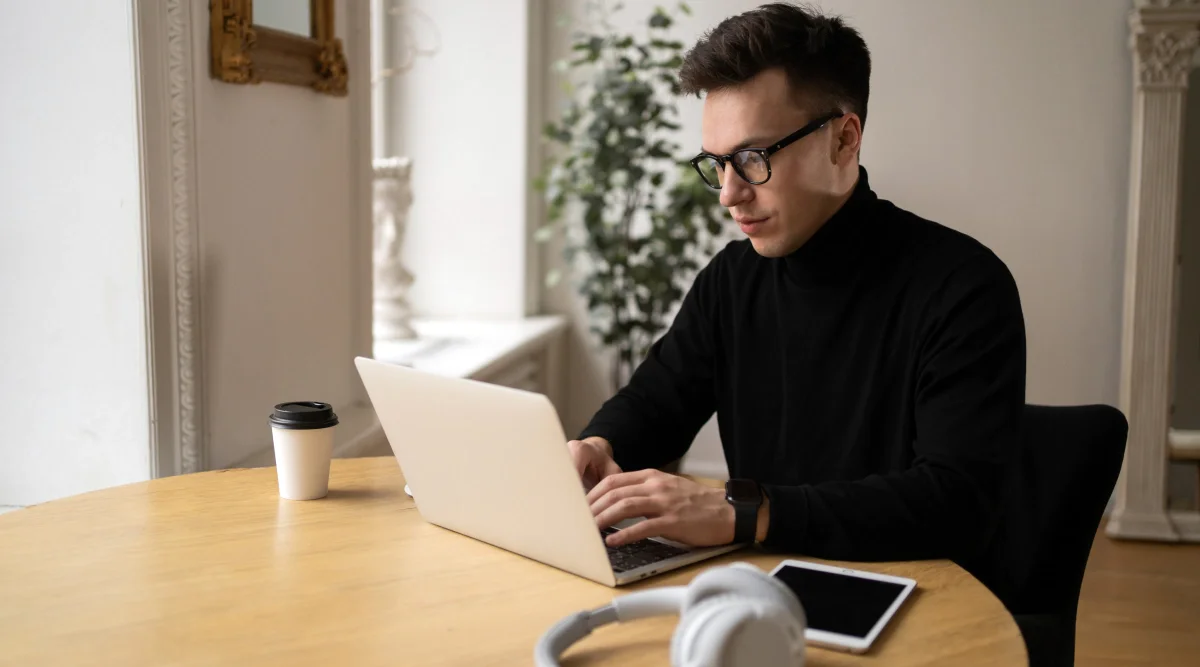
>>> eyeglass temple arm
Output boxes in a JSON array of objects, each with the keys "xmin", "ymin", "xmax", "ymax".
[{"xmin": 765, "ymin": 111, "xmax": 846, "ymax": 155}]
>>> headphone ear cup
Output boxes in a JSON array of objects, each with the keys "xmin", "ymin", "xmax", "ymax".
[
  {"xmin": 684, "ymin": 563, "xmax": 806, "ymax": 627},
  {"xmin": 733, "ymin": 563, "xmax": 808, "ymax": 628},
  {"xmin": 670, "ymin": 594, "xmax": 753, "ymax": 667},
  {"xmin": 670, "ymin": 593, "xmax": 805, "ymax": 667}
]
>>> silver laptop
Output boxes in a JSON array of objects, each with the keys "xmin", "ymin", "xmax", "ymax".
[{"xmin": 354, "ymin": 356, "xmax": 741, "ymax": 586}]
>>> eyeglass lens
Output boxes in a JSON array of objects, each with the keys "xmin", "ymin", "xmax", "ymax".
[{"xmin": 696, "ymin": 151, "xmax": 770, "ymax": 188}]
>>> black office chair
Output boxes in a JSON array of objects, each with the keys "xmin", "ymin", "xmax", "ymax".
[{"xmin": 960, "ymin": 404, "xmax": 1128, "ymax": 667}]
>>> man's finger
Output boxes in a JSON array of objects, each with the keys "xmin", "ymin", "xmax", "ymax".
[
  {"xmin": 602, "ymin": 458, "xmax": 623, "ymax": 479},
  {"xmin": 605, "ymin": 516, "xmax": 671, "ymax": 547},
  {"xmin": 589, "ymin": 482, "xmax": 652, "ymax": 517},
  {"xmin": 596, "ymin": 496, "xmax": 666, "ymax": 533},
  {"xmin": 566, "ymin": 441, "xmax": 587, "ymax": 477},
  {"xmin": 586, "ymin": 469, "xmax": 655, "ymax": 505}
]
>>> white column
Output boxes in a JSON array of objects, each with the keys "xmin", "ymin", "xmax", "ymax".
[{"xmin": 1108, "ymin": 2, "xmax": 1200, "ymax": 542}]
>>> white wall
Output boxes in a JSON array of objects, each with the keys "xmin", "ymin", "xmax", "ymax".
[
  {"xmin": 0, "ymin": 1, "xmax": 151, "ymax": 504},
  {"xmin": 541, "ymin": 0, "xmax": 1133, "ymax": 477},
  {"xmin": 378, "ymin": 0, "xmax": 533, "ymax": 319},
  {"xmin": 189, "ymin": 0, "xmax": 373, "ymax": 469}
]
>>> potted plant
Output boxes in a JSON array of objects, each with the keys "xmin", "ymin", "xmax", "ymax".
[{"xmin": 537, "ymin": 1, "xmax": 727, "ymax": 389}]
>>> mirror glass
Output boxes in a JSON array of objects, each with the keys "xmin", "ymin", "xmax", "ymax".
[{"xmin": 255, "ymin": 0, "xmax": 312, "ymax": 37}]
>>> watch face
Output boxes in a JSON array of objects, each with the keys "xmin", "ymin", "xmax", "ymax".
[{"xmin": 726, "ymin": 479, "xmax": 760, "ymax": 504}]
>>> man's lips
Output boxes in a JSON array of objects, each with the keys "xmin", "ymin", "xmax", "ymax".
[{"xmin": 735, "ymin": 216, "xmax": 769, "ymax": 234}]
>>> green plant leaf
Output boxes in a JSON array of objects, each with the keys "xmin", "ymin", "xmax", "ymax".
[
  {"xmin": 646, "ymin": 144, "xmax": 671, "ymax": 159},
  {"xmin": 535, "ymin": 2, "xmax": 721, "ymax": 379}
]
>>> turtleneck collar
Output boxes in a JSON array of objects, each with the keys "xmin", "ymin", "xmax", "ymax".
[{"xmin": 782, "ymin": 165, "xmax": 879, "ymax": 288}]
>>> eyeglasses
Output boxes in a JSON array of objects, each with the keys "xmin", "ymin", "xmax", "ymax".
[{"xmin": 689, "ymin": 111, "xmax": 845, "ymax": 189}]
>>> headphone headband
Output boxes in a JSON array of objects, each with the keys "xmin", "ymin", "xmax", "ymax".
[{"xmin": 534, "ymin": 563, "xmax": 806, "ymax": 667}]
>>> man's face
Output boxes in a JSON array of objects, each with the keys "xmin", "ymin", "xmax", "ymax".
[{"xmin": 700, "ymin": 68, "xmax": 858, "ymax": 258}]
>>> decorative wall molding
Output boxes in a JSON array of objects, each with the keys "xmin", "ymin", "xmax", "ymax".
[
  {"xmin": 166, "ymin": 0, "xmax": 205, "ymax": 474},
  {"xmin": 1131, "ymin": 21, "xmax": 1200, "ymax": 88},
  {"xmin": 1107, "ymin": 0, "xmax": 1200, "ymax": 542},
  {"xmin": 135, "ymin": 0, "xmax": 206, "ymax": 477}
]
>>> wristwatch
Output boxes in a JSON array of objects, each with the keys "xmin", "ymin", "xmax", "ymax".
[{"xmin": 725, "ymin": 479, "xmax": 762, "ymax": 544}]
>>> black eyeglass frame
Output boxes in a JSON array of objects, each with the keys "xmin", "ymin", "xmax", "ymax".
[{"xmin": 689, "ymin": 110, "xmax": 846, "ymax": 189}]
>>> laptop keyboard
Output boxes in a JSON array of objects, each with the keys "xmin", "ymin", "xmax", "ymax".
[{"xmin": 601, "ymin": 526, "xmax": 690, "ymax": 572}]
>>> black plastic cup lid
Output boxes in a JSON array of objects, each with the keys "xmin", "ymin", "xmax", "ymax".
[{"xmin": 269, "ymin": 402, "xmax": 339, "ymax": 430}]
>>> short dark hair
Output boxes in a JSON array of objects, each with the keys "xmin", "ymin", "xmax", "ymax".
[{"xmin": 679, "ymin": 2, "xmax": 871, "ymax": 128}]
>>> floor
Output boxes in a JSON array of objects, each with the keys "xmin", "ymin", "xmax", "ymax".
[{"xmin": 1076, "ymin": 521, "xmax": 1200, "ymax": 666}]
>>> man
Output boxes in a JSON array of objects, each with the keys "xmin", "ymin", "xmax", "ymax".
[{"xmin": 568, "ymin": 3, "xmax": 1026, "ymax": 564}]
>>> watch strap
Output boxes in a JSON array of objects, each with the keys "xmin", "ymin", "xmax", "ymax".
[
  {"xmin": 726, "ymin": 479, "xmax": 761, "ymax": 544},
  {"xmin": 733, "ymin": 502, "xmax": 756, "ymax": 544}
]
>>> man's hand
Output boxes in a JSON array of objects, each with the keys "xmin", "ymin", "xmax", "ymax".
[
  {"xmin": 587, "ymin": 469, "xmax": 734, "ymax": 547},
  {"xmin": 567, "ymin": 437, "xmax": 622, "ymax": 490}
]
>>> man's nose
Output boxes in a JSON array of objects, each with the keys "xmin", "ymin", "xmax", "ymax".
[{"xmin": 719, "ymin": 164, "xmax": 753, "ymax": 208}]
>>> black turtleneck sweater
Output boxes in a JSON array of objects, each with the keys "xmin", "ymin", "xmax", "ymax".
[{"xmin": 579, "ymin": 167, "xmax": 1026, "ymax": 563}]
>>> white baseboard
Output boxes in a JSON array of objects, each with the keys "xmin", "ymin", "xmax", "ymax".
[
  {"xmin": 1168, "ymin": 510, "xmax": 1200, "ymax": 542},
  {"xmin": 1106, "ymin": 509, "xmax": 1182, "ymax": 542},
  {"xmin": 228, "ymin": 403, "xmax": 386, "ymax": 469}
]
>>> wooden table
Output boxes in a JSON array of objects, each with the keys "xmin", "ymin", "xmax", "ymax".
[{"xmin": 0, "ymin": 457, "xmax": 1027, "ymax": 666}]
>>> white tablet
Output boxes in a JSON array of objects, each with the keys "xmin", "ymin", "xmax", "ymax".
[{"xmin": 769, "ymin": 559, "xmax": 916, "ymax": 654}]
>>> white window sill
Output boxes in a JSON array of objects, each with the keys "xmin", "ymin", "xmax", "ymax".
[{"xmin": 373, "ymin": 315, "xmax": 567, "ymax": 383}]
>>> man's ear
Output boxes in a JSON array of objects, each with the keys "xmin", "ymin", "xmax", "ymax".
[{"xmin": 832, "ymin": 113, "xmax": 863, "ymax": 164}]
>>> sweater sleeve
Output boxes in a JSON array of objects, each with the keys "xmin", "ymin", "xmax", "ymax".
[
  {"xmin": 577, "ymin": 252, "xmax": 723, "ymax": 472},
  {"xmin": 759, "ymin": 251, "xmax": 1026, "ymax": 562}
]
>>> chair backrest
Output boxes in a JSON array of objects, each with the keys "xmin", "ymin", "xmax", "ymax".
[{"xmin": 960, "ymin": 403, "xmax": 1127, "ymax": 666}]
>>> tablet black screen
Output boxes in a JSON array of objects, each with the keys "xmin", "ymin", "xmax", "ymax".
[{"xmin": 772, "ymin": 564, "xmax": 909, "ymax": 639}]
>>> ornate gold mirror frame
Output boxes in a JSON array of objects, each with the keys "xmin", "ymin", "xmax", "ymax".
[{"xmin": 210, "ymin": 0, "xmax": 348, "ymax": 96}]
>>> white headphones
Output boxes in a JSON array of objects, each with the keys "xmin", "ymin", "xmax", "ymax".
[{"xmin": 534, "ymin": 562, "xmax": 807, "ymax": 667}]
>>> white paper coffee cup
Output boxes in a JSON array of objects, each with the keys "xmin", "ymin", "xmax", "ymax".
[{"xmin": 269, "ymin": 402, "xmax": 339, "ymax": 500}]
